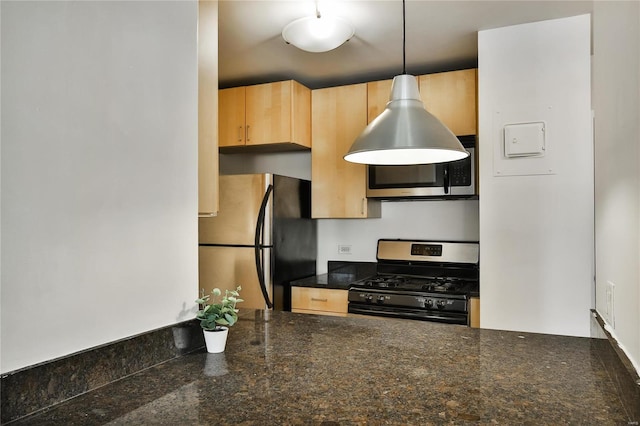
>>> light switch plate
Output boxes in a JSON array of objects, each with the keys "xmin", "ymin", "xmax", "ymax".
[{"xmin": 504, "ymin": 122, "xmax": 545, "ymax": 158}]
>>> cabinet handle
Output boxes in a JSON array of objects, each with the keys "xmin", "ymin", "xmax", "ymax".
[
  {"xmin": 311, "ymin": 298, "xmax": 328, "ymax": 302},
  {"xmin": 238, "ymin": 126, "xmax": 243, "ymax": 142},
  {"xmin": 246, "ymin": 125, "xmax": 250, "ymax": 142},
  {"xmin": 361, "ymin": 198, "xmax": 366, "ymax": 215}
]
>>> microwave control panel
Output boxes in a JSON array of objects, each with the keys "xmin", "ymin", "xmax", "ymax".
[{"xmin": 449, "ymin": 157, "xmax": 472, "ymax": 187}]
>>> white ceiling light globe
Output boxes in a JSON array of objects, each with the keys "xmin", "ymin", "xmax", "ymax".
[{"xmin": 282, "ymin": 15, "xmax": 354, "ymax": 53}]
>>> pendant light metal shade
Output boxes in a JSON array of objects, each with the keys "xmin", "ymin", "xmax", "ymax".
[
  {"xmin": 344, "ymin": 75, "xmax": 469, "ymax": 165},
  {"xmin": 344, "ymin": 0, "xmax": 469, "ymax": 165}
]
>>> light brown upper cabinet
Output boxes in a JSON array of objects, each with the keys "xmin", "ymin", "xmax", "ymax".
[
  {"xmin": 418, "ymin": 69, "xmax": 477, "ymax": 136},
  {"xmin": 311, "ymin": 83, "xmax": 381, "ymax": 219},
  {"xmin": 367, "ymin": 70, "xmax": 477, "ymax": 136},
  {"xmin": 218, "ymin": 86, "xmax": 245, "ymax": 149},
  {"xmin": 367, "ymin": 78, "xmax": 393, "ymax": 123},
  {"xmin": 218, "ymin": 80, "xmax": 311, "ymax": 152},
  {"xmin": 198, "ymin": 0, "xmax": 219, "ymax": 217}
]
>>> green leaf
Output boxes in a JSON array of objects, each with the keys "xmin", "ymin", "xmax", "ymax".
[
  {"xmin": 196, "ymin": 286, "xmax": 243, "ymax": 331},
  {"xmin": 225, "ymin": 313, "xmax": 236, "ymax": 326}
]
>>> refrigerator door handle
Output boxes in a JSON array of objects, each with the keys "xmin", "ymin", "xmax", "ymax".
[{"xmin": 255, "ymin": 184, "xmax": 274, "ymax": 308}]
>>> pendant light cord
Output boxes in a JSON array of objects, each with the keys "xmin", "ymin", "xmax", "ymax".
[{"xmin": 402, "ymin": 0, "xmax": 406, "ymax": 74}]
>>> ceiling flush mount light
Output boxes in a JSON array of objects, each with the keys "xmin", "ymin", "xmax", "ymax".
[
  {"xmin": 282, "ymin": 3, "xmax": 354, "ymax": 53},
  {"xmin": 344, "ymin": 0, "xmax": 468, "ymax": 165}
]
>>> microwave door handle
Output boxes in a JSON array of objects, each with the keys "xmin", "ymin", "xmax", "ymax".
[{"xmin": 443, "ymin": 165, "xmax": 450, "ymax": 194}]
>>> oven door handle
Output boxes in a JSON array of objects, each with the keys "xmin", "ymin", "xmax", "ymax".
[{"xmin": 348, "ymin": 304, "xmax": 468, "ymax": 325}]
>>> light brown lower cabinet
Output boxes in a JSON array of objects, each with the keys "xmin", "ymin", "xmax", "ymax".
[
  {"xmin": 469, "ymin": 297, "xmax": 480, "ymax": 328},
  {"xmin": 291, "ymin": 287, "xmax": 348, "ymax": 317}
]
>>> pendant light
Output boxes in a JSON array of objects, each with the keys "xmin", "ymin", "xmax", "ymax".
[
  {"xmin": 344, "ymin": 0, "xmax": 469, "ymax": 165},
  {"xmin": 282, "ymin": 1, "xmax": 354, "ymax": 53}
]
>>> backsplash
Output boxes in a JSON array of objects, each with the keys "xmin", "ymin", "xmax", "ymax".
[{"xmin": 316, "ymin": 199, "xmax": 479, "ymax": 273}]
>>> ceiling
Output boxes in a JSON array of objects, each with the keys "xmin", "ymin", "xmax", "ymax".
[{"xmin": 218, "ymin": 0, "xmax": 593, "ymax": 90}]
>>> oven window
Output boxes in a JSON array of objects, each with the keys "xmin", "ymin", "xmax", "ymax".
[{"xmin": 368, "ymin": 164, "xmax": 443, "ymax": 188}]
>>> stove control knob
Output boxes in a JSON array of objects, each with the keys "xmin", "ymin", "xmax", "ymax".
[
  {"xmin": 377, "ymin": 295, "xmax": 385, "ymax": 304},
  {"xmin": 425, "ymin": 299, "xmax": 434, "ymax": 308},
  {"xmin": 436, "ymin": 300, "xmax": 446, "ymax": 309},
  {"xmin": 365, "ymin": 294, "xmax": 373, "ymax": 303}
]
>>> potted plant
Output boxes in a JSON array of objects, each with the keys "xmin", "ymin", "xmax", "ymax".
[{"xmin": 195, "ymin": 286, "xmax": 243, "ymax": 353}]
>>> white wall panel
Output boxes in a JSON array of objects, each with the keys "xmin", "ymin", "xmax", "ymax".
[
  {"xmin": 592, "ymin": 1, "xmax": 640, "ymax": 372},
  {"xmin": 0, "ymin": 1, "xmax": 199, "ymax": 373},
  {"xmin": 478, "ymin": 15, "xmax": 593, "ymax": 337}
]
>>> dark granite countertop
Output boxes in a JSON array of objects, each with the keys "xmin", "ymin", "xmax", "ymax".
[
  {"xmin": 290, "ymin": 272, "xmax": 357, "ymax": 290},
  {"xmin": 12, "ymin": 310, "xmax": 629, "ymax": 425},
  {"xmin": 291, "ymin": 261, "xmax": 377, "ymax": 290}
]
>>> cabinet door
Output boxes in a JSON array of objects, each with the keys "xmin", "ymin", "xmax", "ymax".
[
  {"xmin": 218, "ymin": 86, "xmax": 246, "ymax": 148},
  {"xmin": 198, "ymin": 0, "xmax": 219, "ymax": 216},
  {"xmin": 245, "ymin": 81, "xmax": 293, "ymax": 146},
  {"xmin": 311, "ymin": 83, "xmax": 381, "ymax": 218},
  {"xmin": 367, "ymin": 79, "xmax": 393, "ymax": 123},
  {"xmin": 291, "ymin": 287, "xmax": 348, "ymax": 317},
  {"xmin": 419, "ymin": 69, "xmax": 477, "ymax": 136},
  {"xmin": 290, "ymin": 81, "xmax": 311, "ymax": 148},
  {"xmin": 469, "ymin": 297, "xmax": 480, "ymax": 328}
]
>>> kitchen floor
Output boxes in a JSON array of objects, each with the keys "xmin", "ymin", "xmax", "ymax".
[{"xmin": 9, "ymin": 310, "xmax": 633, "ymax": 425}]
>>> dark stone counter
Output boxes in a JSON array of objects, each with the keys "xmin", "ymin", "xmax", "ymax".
[
  {"xmin": 291, "ymin": 261, "xmax": 376, "ymax": 290},
  {"xmin": 10, "ymin": 310, "xmax": 632, "ymax": 425}
]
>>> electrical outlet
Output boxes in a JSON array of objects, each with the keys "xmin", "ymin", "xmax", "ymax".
[
  {"xmin": 338, "ymin": 245, "xmax": 352, "ymax": 255},
  {"xmin": 606, "ymin": 281, "xmax": 615, "ymax": 328}
]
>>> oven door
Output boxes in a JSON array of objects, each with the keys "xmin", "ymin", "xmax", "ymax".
[{"xmin": 348, "ymin": 303, "xmax": 468, "ymax": 325}]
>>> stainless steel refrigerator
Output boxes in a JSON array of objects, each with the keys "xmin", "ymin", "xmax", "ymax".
[{"xmin": 199, "ymin": 174, "xmax": 317, "ymax": 311}]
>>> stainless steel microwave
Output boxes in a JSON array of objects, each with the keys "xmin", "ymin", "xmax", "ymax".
[{"xmin": 366, "ymin": 135, "xmax": 476, "ymax": 199}]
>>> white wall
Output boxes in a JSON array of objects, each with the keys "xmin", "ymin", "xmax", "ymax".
[
  {"xmin": 316, "ymin": 200, "xmax": 479, "ymax": 273},
  {"xmin": 478, "ymin": 15, "xmax": 593, "ymax": 337},
  {"xmin": 592, "ymin": 1, "xmax": 640, "ymax": 372},
  {"xmin": 1, "ymin": 1, "xmax": 199, "ymax": 373},
  {"xmin": 220, "ymin": 152, "xmax": 479, "ymax": 273}
]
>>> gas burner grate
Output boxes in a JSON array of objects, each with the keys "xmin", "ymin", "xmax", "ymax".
[{"xmin": 358, "ymin": 275, "xmax": 473, "ymax": 294}]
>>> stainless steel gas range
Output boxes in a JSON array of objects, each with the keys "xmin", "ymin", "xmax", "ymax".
[{"xmin": 348, "ymin": 240, "xmax": 479, "ymax": 325}]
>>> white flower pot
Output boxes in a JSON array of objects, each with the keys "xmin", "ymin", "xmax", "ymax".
[{"xmin": 203, "ymin": 327, "xmax": 229, "ymax": 353}]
